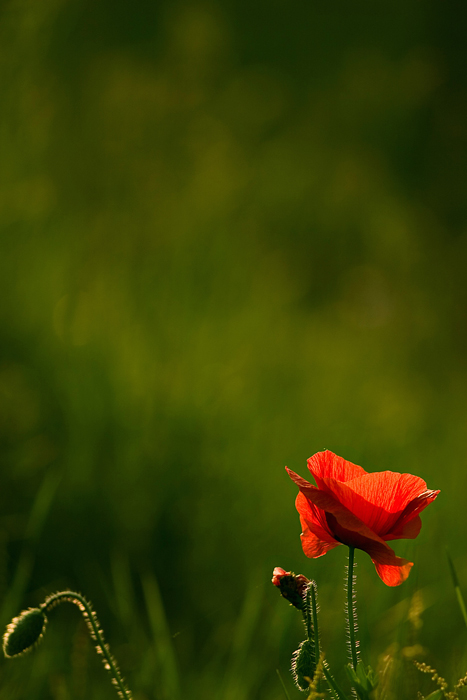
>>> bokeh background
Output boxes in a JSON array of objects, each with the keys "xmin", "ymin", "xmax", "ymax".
[{"xmin": 1, "ymin": 0, "xmax": 467, "ymax": 698}]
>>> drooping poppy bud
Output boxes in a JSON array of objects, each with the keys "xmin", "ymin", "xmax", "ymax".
[
  {"xmin": 272, "ymin": 567, "xmax": 310, "ymax": 610},
  {"xmin": 3, "ymin": 607, "xmax": 47, "ymax": 657}
]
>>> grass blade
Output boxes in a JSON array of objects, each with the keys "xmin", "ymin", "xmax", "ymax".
[
  {"xmin": 447, "ymin": 550, "xmax": 467, "ymax": 630},
  {"xmin": 276, "ymin": 668, "xmax": 291, "ymax": 700},
  {"xmin": 141, "ymin": 572, "xmax": 181, "ymax": 700}
]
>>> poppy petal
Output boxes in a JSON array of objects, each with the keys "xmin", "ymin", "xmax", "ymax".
[
  {"xmin": 307, "ymin": 451, "xmax": 367, "ymax": 486},
  {"xmin": 324, "ymin": 516, "xmax": 409, "ymax": 579},
  {"xmin": 287, "ymin": 468, "xmax": 390, "ymax": 548},
  {"xmin": 373, "ymin": 559, "xmax": 413, "ymax": 586},
  {"xmin": 322, "ymin": 514, "xmax": 412, "ymax": 585},
  {"xmin": 317, "ymin": 472, "xmax": 431, "ymax": 537},
  {"xmin": 385, "ymin": 489, "xmax": 440, "ymax": 540},
  {"xmin": 384, "ymin": 515, "xmax": 422, "ymax": 540},
  {"xmin": 350, "ymin": 538, "xmax": 414, "ymax": 586},
  {"xmin": 295, "ymin": 492, "xmax": 340, "ymax": 556},
  {"xmin": 300, "ymin": 518, "xmax": 340, "ymax": 558}
]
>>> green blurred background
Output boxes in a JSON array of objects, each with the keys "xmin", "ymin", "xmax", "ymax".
[{"xmin": 1, "ymin": 0, "xmax": 467, "ymax": 698}]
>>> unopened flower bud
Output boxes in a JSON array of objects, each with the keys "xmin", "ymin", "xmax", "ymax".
[
  {"xmin": 292, "ymin": 639, "xmax": 316, "ymax": 690},
  {"xmin": 272, "ymin": 567, "xmax": 310, "ymax": 610},
  {"xmin": 3, "ymin": 608, "xmax": 47, "ymax": 657}
]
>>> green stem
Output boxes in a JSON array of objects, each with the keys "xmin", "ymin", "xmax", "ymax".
[
  {"xmin": 310, "ymin": 582, "xmax": 320, "ymax": 668},
  {"xmin": 302, "ymin": 587, "xmax": 313, "ymax": 641},
  {"xmin": 347, "ymin": 547, "xmax": 358, "ymax": 670},
  {"xmin": 306, "ymin": 583, "xmax": 350, "ymax": 700},
  {"xmin": 308, "ymin": 582, "xmax": 321, "ymax": 695},
  {"xmin": 42, "ymin": 591, "xmax": 132, "ymax": 700}
]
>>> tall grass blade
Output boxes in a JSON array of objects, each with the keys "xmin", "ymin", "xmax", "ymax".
[
  {"xmin": 141, "ymin": 572, "xmax": 181, "ymax": 700},
  {"xmin": 111, "ymin": 549, "xmax": 136, "ymax": 627},
  {"xmin": 223, "ymin": 577, "xmax": 263, "ymax": 700},
  {"xmin": 0, "ymin": 469, "xmax": 61, "ymax": 625},
  {"xmin": 446, "ymin": 550, "xmax": 467, "ymax": 630},
  {"xmin": 276, "ymin": 668, "xmax": 291, "ymax": 700},
  {"xmin": 25, "ymin": 469, "xmax": 62, "ymax": 543}
]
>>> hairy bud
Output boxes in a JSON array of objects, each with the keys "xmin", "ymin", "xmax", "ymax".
[
  {"xmin": 291, "ymin": 639, "xmax": 317, "ymax": 691},
  {"xmin": 3, "ymin": 608, "xmax": 47, "ymax": 657}
]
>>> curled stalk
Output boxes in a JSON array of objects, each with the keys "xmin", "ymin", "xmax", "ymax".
[{"xmin": 3, "ymin": 590, "xmax": 132, "ymax": 700}]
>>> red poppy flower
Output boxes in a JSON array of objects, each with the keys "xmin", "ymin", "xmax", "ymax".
[{"xmin": 286, "ymin": 451, "xmax": 439, "ymax": 586}]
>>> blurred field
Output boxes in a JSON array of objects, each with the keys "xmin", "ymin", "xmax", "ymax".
[{"xmin": 1, "ymin": 0, "xmax": 467, "ymax": 698}]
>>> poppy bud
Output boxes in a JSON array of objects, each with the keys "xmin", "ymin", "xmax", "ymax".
[
  {"xmin": 272, "ymin": 567, "xmax": 310, "ymax": 610},
  {"xmin": 291, "ymin": 639, "xmax": 316, "ymax": 690},
  {"xmin": 3, "ymin": 608, "xmax": 47, "ymax": 657}
]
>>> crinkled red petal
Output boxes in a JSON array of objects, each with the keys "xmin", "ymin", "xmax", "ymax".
[
  {"xmin": 307, "ymin": 451, "xmax": 367, "ymax": 486},
  {"xmin": 384, "ymin": 489, "xmax": 440, "ymax": 540},
  {"xmin": 287, "ymin": 468, "xmax": 391, "ymax": 549},
  {"xmin": 295, "ymin": 492, "xmax": 340, "ymax": 557},
  {"xmin": 326, "ymin": 515, "xmax": 414, "ymax": 585},
  {"xmin": 317, "ymin": 471, "xmax": 432, "ymax": 538},
  {"xmin": 300, "ymin": 519, "xmax": 340, "ymax": 558},
  {"xmin": 372, "ymin": 560, "xmax": 413, "ymax": 586},
  {"xmin": 383, "ymin": 515, "xmax": 422, "ymax": 541},
  {"xmin": 363, "ymin": 541, "xmax": 414, "ymax": 586}
]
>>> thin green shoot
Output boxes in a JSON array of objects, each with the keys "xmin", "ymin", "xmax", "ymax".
[
  {"xmin": 447, "ymin": 550, "xmax": 467, "ymax": 631},
  {"xmin": 276, "ymin": 668, "xmax": 291, "ymax": 700}
]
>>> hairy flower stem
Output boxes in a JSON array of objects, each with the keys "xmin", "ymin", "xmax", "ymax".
[
  {"xmin": 302, "ymin": 589, "xmax": 312, "ymax": 641},
  {"xmin": 310, "ymin": 582, "xmax": 320, "ymax": 665},
  {"xmin": 303, "ymin": 583, "xmax": 348, "ymax": 700},
  {"xmin": 347, "ymin": 547, "xmax": 359, "ymax": 671},
  {"xmin": 42, "ymin": 591, "xmax": 132, "ymax": 700}
]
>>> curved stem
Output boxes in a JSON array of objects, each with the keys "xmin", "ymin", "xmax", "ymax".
[
  {"xmin": 347, "ymin": 547, "xmax": 358, "ymax": 670},
  {"xmin": 42, "ymin": 591, "xmax": 132, "ymax": 700}
]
